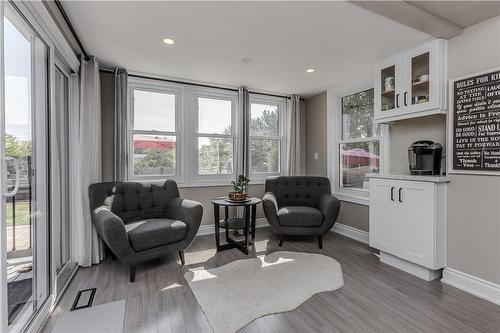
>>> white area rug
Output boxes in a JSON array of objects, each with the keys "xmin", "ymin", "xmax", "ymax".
[
  {"xmin": 184, "ymin": 251, "xmax": 344, "ymax": 333},
  {"xmin": 51, "ymin": 300, "xmax": 126, "ymax": 333}
]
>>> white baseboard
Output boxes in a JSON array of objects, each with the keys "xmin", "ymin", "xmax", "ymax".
[
  {"xmin": 441, "ymin": 268, "xmax": 500, "ymax": 305},
  {"xmin": 380, "ymin": 251, "xmax": 442, "ymax": 281},
  {"xmin": 196, "ymin": 218, "xmax": 269, "ymax": 236},
  {"xmin": 331, "ymin": 223, "xmax": 369, "ymax": 245},
  {"xmin": 197, "ymin": 219, "xmax": 370, "ymax": 247}
]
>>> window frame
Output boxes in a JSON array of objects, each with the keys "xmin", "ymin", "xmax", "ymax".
[
  {"xmin": 248, "ymin": 94, "xmax": 287, "ymax": 183},
  {"xmin": 330, "ymin": 86, "xmax": 389, "ymax": 205},
  {"xmin": 191, "ymin": 87, "xmax": 239, "ymax": 185},
  {"xmin": 128, "ymin": 78, "xmax": 184, "ymax": 183}
]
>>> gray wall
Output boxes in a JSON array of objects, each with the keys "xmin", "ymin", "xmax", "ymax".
[
  {"xmin": 304, "ymin": 91, "xmax": 369, "ymax": 232},
  {"xmin": 100, "ymin": 71, "xmax": 115, "ymax": 181},
  {"xmin": 389, "ymin": 114, "xmax": 447, "ymax": 174},
  {"xmin": 337, "ymin": 201, "xmax": 369, "ymax": 232},
  {"xmin": 445, "ymin": 15, "xmax": 500, "ymax": 284},
  {"xmin": 305, "ymin": 92, "xmax": 328, "ymax": 176},
  {"xmin": 179, "ymin": 185, "xmax": 265, "ymax": 226}
]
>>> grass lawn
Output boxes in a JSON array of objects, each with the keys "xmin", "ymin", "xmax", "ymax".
[{"xmin": 6, "ymin": 201, "xmax": 30, "ymax": 226}]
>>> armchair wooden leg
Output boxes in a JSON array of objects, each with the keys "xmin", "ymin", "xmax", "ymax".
[
  {"xmin": 178, "ymin": 250, "xmax": 185, "ymax": 265},
  {"xmin": 279, "ymin": 235, "xmax": 284, "ymax": 247},
  {"xmin": 318, "ymin": 235, "xmax": 323, "ymax": 249},
  {"xmin": 130, "ymin": 265, "xmax": 136, "ymax": 283}
]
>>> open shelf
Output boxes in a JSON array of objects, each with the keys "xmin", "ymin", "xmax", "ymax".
[{"xmin": 412, "ymin": 79, "xmax": 429, "ymax": 87}]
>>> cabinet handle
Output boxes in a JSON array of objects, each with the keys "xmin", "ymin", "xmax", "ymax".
[
  {"xmin": 404, "ymin": 92, "xmax": 408, "ymax": 106},
  {"xmin": 390, "ymin": 187, "xmax": 395, "ymax": 201},
  {"xmin": 398, "ymin": 188, "xmax": 403, "ymax": 202},
  {"xmin": 396, "ymin": 94, "xmax": 400, "ymax": 108}
]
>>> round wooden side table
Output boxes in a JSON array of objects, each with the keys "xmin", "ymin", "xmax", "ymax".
[{"xmin": 211, "ymin": 197, "xmax": 261, "ymax": 255}]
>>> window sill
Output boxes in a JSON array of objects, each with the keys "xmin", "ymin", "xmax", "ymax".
[
  {"xmin": 333, "ymin": 191, "xmax": 369, "ymax": 206},
  {"xmin": 126, "ymin": 177, "xmax": 267, "ymax": 189}
]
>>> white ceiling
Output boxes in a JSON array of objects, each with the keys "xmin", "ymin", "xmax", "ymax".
[
  {"xmin": 62, "ymin": 1, "xmax": 432, "ymax": 97},
  {"xmin": 408, "ymin": 1, "xmax": 500, "ymax": 29}
]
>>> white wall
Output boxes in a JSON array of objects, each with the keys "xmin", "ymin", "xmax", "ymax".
[{"xmin": 445, "ymin": 15, "xmax": 500, "ymax": 284}]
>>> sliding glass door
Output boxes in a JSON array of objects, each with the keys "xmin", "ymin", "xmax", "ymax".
[
  {"xmin": 52, "ymin": 59, "xmax": 75, "ymax": 296},
  {"xmin": 3, "ymin": 4, "xmax": 49, "ymax": 330}
]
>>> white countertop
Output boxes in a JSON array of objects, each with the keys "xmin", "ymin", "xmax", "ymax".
[{"xmin": 367, "ymin": 173, "xmax": 450, "ymax": 183}]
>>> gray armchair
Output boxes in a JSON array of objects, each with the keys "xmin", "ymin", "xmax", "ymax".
[
  {"xmin": 262, "ymin": 176, "xmax": 340, "ymax": 249},
  {"xmin": 89, "ymin": 180, "xmax": 203, "ymax": 282}
]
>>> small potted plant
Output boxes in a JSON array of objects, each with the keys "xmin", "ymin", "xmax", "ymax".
[{"xmin": 229, "ymin": 175, "xmax": 250, "ymax": 201}]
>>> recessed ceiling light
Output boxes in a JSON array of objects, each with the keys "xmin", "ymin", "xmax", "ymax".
[
  {"xmin": 163, "ymin": 38, "xmax": 175, "ymax": 45},
  {"xmin": 306, "ymin": 68, "xmax": 315, "ymax": 73}
]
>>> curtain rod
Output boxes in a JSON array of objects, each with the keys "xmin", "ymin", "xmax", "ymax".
[
  {"xmin": 55, "ymin": 0, "xmax": 89, "ymax": 60},
  {"xmin": 100, "ymin": 69, "xmax": 295, "ymax": 100}
]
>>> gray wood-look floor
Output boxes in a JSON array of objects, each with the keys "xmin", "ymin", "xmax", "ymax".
[{"xmin": 42, "ymin": 227, "xmax": 500, "ymax": 333}]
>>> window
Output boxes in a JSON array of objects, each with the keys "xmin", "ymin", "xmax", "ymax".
[
  {"xmin": 249, "ymin": 95, "xmax": 286, "ymax": 179},
  {"xmin": 130, "ymin": 85, "xmax": 179, "ymax": 179},
  {"xmin": 334, "ymin": 88, "xmax": 385, "ymax": 204},
  {"xmin": 195, "ymin": 93, "xmax": 235, "ymax": 179},
  {"xmin": 127, "ymin": 79, "xmax": 288, "ymax": 185},
  {"xmin": 128, "ymin": 79, "xmax": 240, "ymax": 185}
]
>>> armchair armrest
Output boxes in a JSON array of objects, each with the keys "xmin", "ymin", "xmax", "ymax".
[
  {"xmin": 318, "ymin": 194, "xmax": 341, "ymax": 231},
  {"xmin": 165, "ymin": 197, "xmax": 203, "ymax": 241},
  {"xmin": 262, "ymin": 192, "xmax": 280, "ymax": 230},
  {"xmin": 92, "ymin": 206, "xmax": 135, "ymax": 262}
]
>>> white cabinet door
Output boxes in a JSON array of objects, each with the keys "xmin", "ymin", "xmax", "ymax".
[
  {"xmin": 402, "ymin": 39, "xmax": 441, "ymax": 114},
  {"xmin": 374, "ymin": 55, "xmax": 404, "ymax": 120},
  {"xmin": 369, "ymin": 179, "xmax": 399, "ymax": 252},
  {"xmin": 397, "ymin": 181, "xmax": 435, "ymax": 267}
]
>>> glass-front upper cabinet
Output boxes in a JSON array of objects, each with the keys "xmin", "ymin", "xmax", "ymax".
[
  {"xmin": 375, "ymin": 56, "xmax": 403, "ymax": 115},
  {"xmin": 380, "ymin": 65, "xmax": 396, "ymax": 112},
  {"xmin": 410, "ymin": 52, "xmax": 430, "ymax": 106},
  {"xmin": 374, "ymin": 39, "xmax": 447, "ymax": 123}
]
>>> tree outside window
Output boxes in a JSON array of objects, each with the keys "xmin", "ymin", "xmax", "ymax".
[{"xmin": 340, "ymin": 89, "xmax": 380, "ymax": 189}]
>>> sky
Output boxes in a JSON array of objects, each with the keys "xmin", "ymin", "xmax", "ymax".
[
  {"xmin": 134, "ymin": 92, "xmax": 279, "ymax": 135},
  {"xmin": 4, "ymin": 16, "xmax": 32, "ymax": 141}
]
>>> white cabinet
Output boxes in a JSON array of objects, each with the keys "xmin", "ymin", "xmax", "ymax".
[
  {"xmin": 374, "ymin": 39, "xmax": 447, "ymax": 123},
  {"xmin": 369, "ymin": 176, "xmax": 447, "ymax": 280}
]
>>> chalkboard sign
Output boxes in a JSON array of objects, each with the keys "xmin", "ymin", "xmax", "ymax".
[{"xmin": 450, "ymin": 68, "xmax": 500, "ymax": 174}]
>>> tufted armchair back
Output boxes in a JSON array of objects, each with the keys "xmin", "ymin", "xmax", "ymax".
[
  {"xmin": 89, "ymin": 180, "xmax": 180, "ymax": 223},
  {"xmin": 265, "ymin": 176, "xmax": 331, "ymax": 209}
]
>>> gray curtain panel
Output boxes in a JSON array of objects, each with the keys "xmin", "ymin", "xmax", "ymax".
[
  {"xmin": 114, "ymin": 68, "xmax": 128, "ymax": 181},
  {"xmin": 286, "ymin": 94, "xmax": 302, "ymax": 176},
  {"xmin": 75, "ymin": 56, "xmax": 104, "ymax": 267},
  {"xmin": 238, "ymin": 86, "xmax": 250, "ymax": 177}
]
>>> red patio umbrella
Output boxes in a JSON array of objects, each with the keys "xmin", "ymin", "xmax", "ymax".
[
  {"xmin": 134, "ymin": 136, "xmax": 176, "ymax": 150},
  {"xmin": 342, "ymin": 148, "xmax": 379, "ymax": 167}
]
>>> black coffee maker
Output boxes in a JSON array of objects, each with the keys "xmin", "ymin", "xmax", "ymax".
[{"xmin": 408, "ymin": 140, "xmax": 443, "ymax": 175}]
